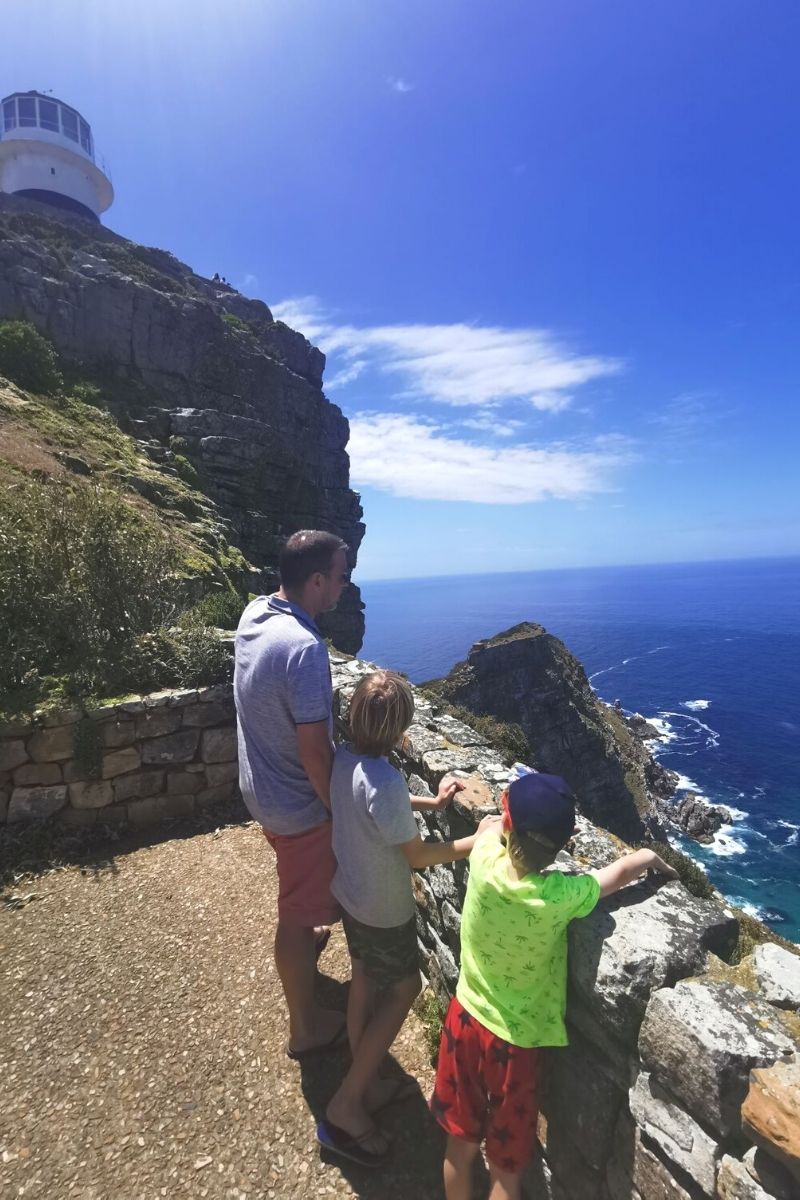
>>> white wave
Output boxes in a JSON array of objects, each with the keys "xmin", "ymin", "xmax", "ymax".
[
  {"xmin": 786, "ymin": 831, "xmax": 799, "ymax": 847},
  {"xmin": 731, "ymin": 898, "xmax": 770, "ymax": 921},
  {"xmin": 646, "ymin": 717, "xmax": 678, "ymax": 743},
  {"xmin": 777, "ymin": 819, "xmax": 800, "ymax": 831},
  {"xmin": 658, "ymin": 711, "xmax": 721, "ymax": 751},
  {"xmin": 681, "ymin": 699, "xmax": 711, "ymax": 711},
  {"xmin": 588, "ymin": 644, "xmax": 670, "ymax": 683},
  {"xmin": 709, "ymin": 827, "xmax": 747, "ymax": 857}
]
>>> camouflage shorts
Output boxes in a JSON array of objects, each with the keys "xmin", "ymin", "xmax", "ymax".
[{"xmin": 341, "ymin": 910, "xmax": 420, "ymax": 989}]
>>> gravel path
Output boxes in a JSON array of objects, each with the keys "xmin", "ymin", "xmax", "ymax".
[{"xmin": 0, "ymin": 820, "xmax": 455, "ymax": 1199}]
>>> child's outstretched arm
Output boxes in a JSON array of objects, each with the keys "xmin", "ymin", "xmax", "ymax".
[
  {"xmin": 399, "ymin": 813, "xmax": 502, "ymax": 869},
  {"xmin": 591, "ymin": 848, "xmax": 678, "ymax": 899},
  {"xmin": 410, "ymin": 774, "xmax": 465, "ymax": 812}
]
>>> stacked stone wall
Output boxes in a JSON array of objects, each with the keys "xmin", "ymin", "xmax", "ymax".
[{"xmin": 0, "ymin": 684, "xmax": 239, "ymax": 829}]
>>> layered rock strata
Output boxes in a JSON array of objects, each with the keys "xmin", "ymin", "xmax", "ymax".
[{"xmin": 0, "ymin": 194, "xmax": 364, "ymax": 651}]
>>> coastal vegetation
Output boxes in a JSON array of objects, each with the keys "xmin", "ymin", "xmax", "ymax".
[{"xmin": 0, "ymin": 321, "xmax": 246, "ymax": 716}]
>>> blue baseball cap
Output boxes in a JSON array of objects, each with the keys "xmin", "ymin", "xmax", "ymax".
[{"xmin": 505, "ymin": 771, "xmax": 576, "ymax": 847}]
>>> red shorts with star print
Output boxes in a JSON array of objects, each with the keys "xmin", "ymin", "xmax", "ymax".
[{"xmin": 430, "ymin": 996, "xmax": 540, "ymax": 1174}]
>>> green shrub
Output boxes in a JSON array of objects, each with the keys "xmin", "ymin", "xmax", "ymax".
[
  {"xmin": 174, "ymin": 454, "xmax": 199, "ymax": 486},
  {"xmin": 123, "ymin": 626, "xmax": 232, "ymax": 691},
  {"xmin": 423, "ymin": 697, "xmax": 529, "ymax": 765},
  {"xmin": 0, "ymin": 320, "xmax": 63, "ymax": 394},
  {"xmin": 180, "ymin": 590, "xmax": 245, "ymax": 630},
  {"xmin": 0, "ymin": 477, "xmax": 179, "ymax": 702},
  {"xmin": 221, "ymin": 311, "xmax": 248, "ymax": 333}
]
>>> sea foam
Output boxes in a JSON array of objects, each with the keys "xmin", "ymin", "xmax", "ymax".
[{"xmin": 681, "ymin": 699, "xmax": 711, "ymax": 711}]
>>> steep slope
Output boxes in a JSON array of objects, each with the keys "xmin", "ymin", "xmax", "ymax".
[{"xmin": 0, "ymin": 194, "xmax": 364, "ymax": 652}]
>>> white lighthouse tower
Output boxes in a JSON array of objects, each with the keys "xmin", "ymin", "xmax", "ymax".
[{"xmin": 0, "ymin": 91, "xmax": 113, "ymax": 223}]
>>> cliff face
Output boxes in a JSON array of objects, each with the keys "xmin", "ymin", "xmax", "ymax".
[
  {"xmin": 0, "ymin": 195, "xmax": 364, "ymax": 652},
  {"xmin": 430, "ymin": 621, "xmax": 678, "ymax": 843}
]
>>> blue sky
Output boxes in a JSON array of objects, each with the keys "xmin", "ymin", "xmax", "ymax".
[{"xmin": 4, "ymin": 1, "xmax": 800, "ymax": 579}]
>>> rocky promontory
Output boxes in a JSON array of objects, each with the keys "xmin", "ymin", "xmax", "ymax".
[
  {"xmin": 0, "ymin": 195, "xmax": 364, "ymax": 652},
  {"xmin": 427, "ymin": 621, "xmax": 704, "ymax": 844}
]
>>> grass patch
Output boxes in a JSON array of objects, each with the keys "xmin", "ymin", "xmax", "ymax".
[
  {"xmin": 724, "ymin": 906, "xmax": 800, "ymax": 966},
  {"xmin": 414, "ymin": 988, "xmax": 445, "ymax": 1066},
  {"xmin": 419, "ymin": 692, "xmax": 529, "ymax": 765}
]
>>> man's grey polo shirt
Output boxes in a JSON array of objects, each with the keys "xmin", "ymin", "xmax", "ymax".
[{"xmin": 234, "ymin": 594, "xmax": 332, "ymax": 835}]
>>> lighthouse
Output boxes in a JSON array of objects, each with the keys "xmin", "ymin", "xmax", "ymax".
[{"xmin": 0, "ymin": 91, "xmax": 113, "ymax": 223}]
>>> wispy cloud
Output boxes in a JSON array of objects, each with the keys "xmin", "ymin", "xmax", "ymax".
[
  {"xmin": 462, "ymin": 413, "xmax": 525, "ymax": 438},
  {"xmin": 270, "ymin": 296, "xmax": 622, "ymax": 412},
  {"xmin": 347, "ymin": 414, "xmax": 634, "ymax": 504},
  {"xmin": 387, "ymin": 75, "xmax": 415, "ymax": 93},
  {"xmin": 325, "ymin": 360, "xmax": 367, "ymax": 390}
]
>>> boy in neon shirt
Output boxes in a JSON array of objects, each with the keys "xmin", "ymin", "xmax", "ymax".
[{"xmin": 430, "ymin": 770, "xmax": 678, "ymax": 1200}]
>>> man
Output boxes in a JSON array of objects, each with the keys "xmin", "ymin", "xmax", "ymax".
[{"xmin": 235, "ymin": 529, "xmax": 350, "ymax": 1058}]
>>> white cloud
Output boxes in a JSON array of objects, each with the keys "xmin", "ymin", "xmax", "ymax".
[
  {"xmin": 271, "ymin": 296, "xmax": 622, "ymax": 412},
  {"xmin": 347, "ymin": 414, "xmax": 634, "ymax": 504},
  {"xmin": 387, "ymin": 75, "xmax": 414, "ymax": 93},
  {"xmin": 462, "ymin": 413, "xmax": 525, "ymax": 438},
  {"xmin": 242, "ymin": 272, "xmax": 259, "ymax": 291},
  {"xmin": 325, "ymin": 359, "xmax": 367, "ymax": 390}
]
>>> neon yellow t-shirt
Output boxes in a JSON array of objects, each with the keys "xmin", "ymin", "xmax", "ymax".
[{"xmin": 456, "ymin": 832, "xmax": 600, "ymax": 1048}]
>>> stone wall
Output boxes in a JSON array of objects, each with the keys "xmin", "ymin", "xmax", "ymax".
[
  {"xmin": 4, "ymin": 655, "xmax": 798, "ymax": 1198},
  {"xmin": 0, "ymin": 685, "xmax": 239, "ymax": 829},
  {"xmin": 331, "ymin": 656, "xmax": 800, "ymax": 1200}
]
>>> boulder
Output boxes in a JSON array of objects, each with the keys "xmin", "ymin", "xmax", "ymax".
[
  {"xmin": 606, "ymin": 1110, "xmax": 694, "ymax": 1200},
  {"xmin": 628, "ymin": 1071, "xmax": 719, "ymax": 1195},
  {"xmin": 112, "ymin": 770, "xmax": 165, "ymax": 802},
  {"xmin": 717, "ymin": 1155, "xmax": 772, "ymax": 1200},
  {"xmin": 751, "ymin": 943, "xmax": 800, "ymax": 1011},
  {"xmin": 27, "ymin": 725, "xmax": 73, "ymax": 763},
  {"xmin": 200, "ymin": 728, "xmax": 237, "ymax": 763},
  {"xmin": 741, "ymin": 1059, "xmax": 800, "ymax": 1185},
  {"xmin": 638, "ymin": 980, "xmax": 795, "ymax": 1138},
  {"xmin": 69, "ymin": 780, "xmax": 114, "ymax": 809},
  {"xmin": 134, "ymin": 709, "xmax": 183, "ymax": 739},
  {"xmin": 568, "ymin": 880, "xmax": 738, "ymax": 1045},
  {"xmin": 13, "ymin": 763, "xmax": 62, "ymax": 787},
  {"xmin": 0, "ymin": 739, "xmax": 29, "ymax": 772},
  {"xmin": 8, "ymin": 785, "xmax": 68, "ymax": 822},
  {"xmin": 142, "ymin": 730, "xmax": 200, "ymax": 765},
  {"xmin": 101, "ymin": 747, "xmax": 142, "ymax": 779},
  {"xmin": 743, "ymin": 1147, "xmax": 796, "ymax": 1200}
]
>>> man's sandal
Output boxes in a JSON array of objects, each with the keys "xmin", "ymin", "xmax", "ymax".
[
  {"xmin": 284, "ymin": 1021, "xmax": 347, "ymax": 1062},
  {"xmin": 367, "ymin": 1074, "xmax": 419, "ymax": 1115},
  {"xmin": 316, "ymin": 1119, "xmax": 390, "ymax": 1168}
]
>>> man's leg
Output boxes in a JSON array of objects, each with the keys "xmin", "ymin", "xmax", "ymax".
[
  {"xmin": 275, "ymin": 920, "xmax": 344, "ymax": 1054},
  {"xmin": 443, "ymin": 1134, "xmax": 480, "ymax": 1200}
]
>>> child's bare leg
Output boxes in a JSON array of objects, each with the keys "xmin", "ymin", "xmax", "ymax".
[
  {"xmin": 326, "ymin": 972, "xmax": 421, "ymax": 1140},
  {"xmin": 488, "ymin": 1161, "xmax": 522, "ymax": 1200},
  {"xmin": 443, "ymin": 1134, "xmax": 480, "ymax": 1200},
  {"xmin": 346, "ymin": 958, "xmax": 377, "ymax": 1054}
]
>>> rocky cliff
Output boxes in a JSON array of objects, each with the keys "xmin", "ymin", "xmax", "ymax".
[
  {"xmin": 428, "ymin": 621, "xmax": 681, "ymax": 843},
  {"xmin": 0, "ymin": 194, "xmax": 364, "ymax": 652}
]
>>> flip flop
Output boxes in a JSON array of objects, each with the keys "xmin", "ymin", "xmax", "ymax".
[
  {"xmin": 314, "ymin": 927, "xmax": 331, "ymax": 961},
  {"xmin": 368, "ymin": 1074, "xmax": 419, "ymax": 1115},
  {"xmin": 285, "ymin": 1021, "xmax": 348, "ymax": 1062},
  {"xmin": 316, "ymin": 1119, "xmax": 390, "ymax": 1168}
]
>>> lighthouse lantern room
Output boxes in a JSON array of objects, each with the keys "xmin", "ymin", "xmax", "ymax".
[{"xmin": 0, "ymin": 91, "xmax": 113, "ymax": 222}]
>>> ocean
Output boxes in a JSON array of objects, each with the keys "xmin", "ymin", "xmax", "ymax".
[{"xmin": 359, "ymin": 557, "xmax": 800, "ymax": 941}]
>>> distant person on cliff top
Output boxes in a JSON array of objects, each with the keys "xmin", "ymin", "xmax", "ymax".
[
  {"xmin": 317, "ymin": 670, "xmax": 500, "ymax": 1167},
  {"xmin": 234, "ymin": 529, "xmax": 350, "ymax": 1059},
  {"xmin": 430, "ymin": 769, "xmax": 678, "ymax": 1200}
]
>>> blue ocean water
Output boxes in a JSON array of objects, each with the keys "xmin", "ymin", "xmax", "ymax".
[{"xmin": 359, "ymin": 557, "xmax": 800, "ymax": 941}]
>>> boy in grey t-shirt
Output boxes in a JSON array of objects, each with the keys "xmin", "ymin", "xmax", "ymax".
[{"xmin": 318, "ymin": 671, "xmax": 502, "ymax": 1169}]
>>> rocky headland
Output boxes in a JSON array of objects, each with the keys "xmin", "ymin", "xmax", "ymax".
[{"xmin": 426, "ymin": 620, "xmax": 712, "ymax": 845}]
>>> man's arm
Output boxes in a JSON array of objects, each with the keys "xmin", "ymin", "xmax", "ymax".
[
  {"xmin": 296, "ymin": 720, "xmax": 334, "ymax": 810},
  {"xmin": 591, "ymin": 848, "xmax": 678, "ymax": 900}
]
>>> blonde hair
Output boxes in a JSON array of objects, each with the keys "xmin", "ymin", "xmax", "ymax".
[
  {"xmin": 505, "ymin": 829, "xmax": 559, "ymax": 876},
  {"xmin": 349, "ymin": 670, "xmax": 415, "ymax": 757}
]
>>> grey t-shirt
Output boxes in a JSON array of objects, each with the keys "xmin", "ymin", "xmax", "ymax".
[
  {"xmin": 330, "ymin": 744, "xmax": 419, "ymax": 928},
  {"xmin": 234, "ymin": 594, "xmax": 332, "ymax": 835}
]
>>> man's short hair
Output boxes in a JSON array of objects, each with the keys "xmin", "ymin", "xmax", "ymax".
[
  {"xmin": 349, "ymin": 671, "xmax": 415, "ymax": 757},
  {"xmin": 279, "ymin": 530, "xmax": 348, "ymax": 592}
]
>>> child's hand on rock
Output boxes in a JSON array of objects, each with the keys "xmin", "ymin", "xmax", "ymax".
[{"xmin": 434, "ymin": 774, "xmax": 466, "ymax": 809}]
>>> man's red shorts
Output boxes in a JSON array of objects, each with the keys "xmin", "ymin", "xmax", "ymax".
[
  {"xmin": 430, "ymin": 996, "xmax": 540, "ymax": 1174},
  {"xmin": 262, "ymin": 820, "xmax": 341, "ymax": 927}
]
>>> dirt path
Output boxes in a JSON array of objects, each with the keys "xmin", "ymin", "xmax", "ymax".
[{"xmin": 0, "ymin": 820, "xmax": 455, "ymax": 1199}]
